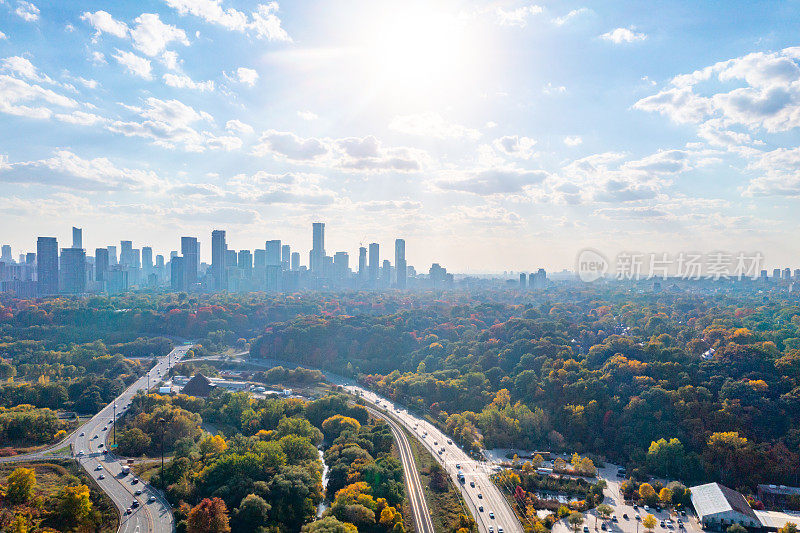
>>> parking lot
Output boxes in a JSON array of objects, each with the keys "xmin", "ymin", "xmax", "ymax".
[{"xmin": 552, "ymin": 464, "xmax": 705, "ymax": 533}]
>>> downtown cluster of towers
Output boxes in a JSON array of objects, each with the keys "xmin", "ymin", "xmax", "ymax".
[{"xmin": 0, "ymin": 223, "xmax": 456, "ymax": 297}]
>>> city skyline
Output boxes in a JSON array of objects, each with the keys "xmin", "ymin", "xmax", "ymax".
[{"xmin": 4, "ymin": 1, "xmax": 800, "ymax": 270}]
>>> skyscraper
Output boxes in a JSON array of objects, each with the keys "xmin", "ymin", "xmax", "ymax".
[
  {"xmin": 107, "ymin": 245, "xmax": 118, "ymax": 266},
  {"xmin": 181, "ymin": 236, "xmax": 199, "ymax": 289},
  {"xmin": 281, "ymin": 244, "xmax": 291, "ymax": 271},
  {"xmin": 170, "ymin": 256, "xmax": 185, "ymax": 291},
  {"xmin": 266, "ymin": 240, "xmax": 281, "ymax": 266},
  {"xmin": 358, "ymin": 246, "xmax": 367, "ymax": 283},
  {"xmin": 368, "ymin": 243, "xmax": 379, "ymax": 284},
  {"xmin": 394, "ymin": 239, "xmax": 406, "ymax": 289},
  {"xmin": 141, "ymin": 246, "xmax": 153, "ymax": 276},
  {"xmin": 311, "ymin": 222, "xmax": 325, "ymax": 273},
  {"xmin": 60, "ymin": 247, "xmax": 86, "ymax": 294},
  {"xmin": 238, "ymin": 250, "xmax": 253, "ymax": 272},
  {"xmin": 211, "ymin": 230, "xmax": 227, "ymax": 290},
  {"xmin": 291, "ymin": 252, "xmax": 300, "ymax": 271},
  {"xmin": 334, "ymin": 251, "xmax": 349, "ymax": 284},
  {"xmin": 72, "ymin": 227, "xmax": 82, "ymax": 249},
  {"xmin": 36, "ymin": 237, "xmax": 58, "ymax": 296},
  {"xmin": 95, "ymin": 248, "xmax": 109, "ymax": 282},
  {"xmin": 120, "ymin": 240, "xmax": 133, "ymax": 268},
  {"xmin": 1, "ymin": 245, "xmax": 12, "ymax": 264}
]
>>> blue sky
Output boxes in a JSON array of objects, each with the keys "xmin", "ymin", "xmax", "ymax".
[{"xmin": 2, "ymin": 0, "xmax": 800, "ymax": 272}]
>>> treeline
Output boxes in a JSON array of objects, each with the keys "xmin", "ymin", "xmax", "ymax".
[{"xmin": 249, "ymin": 287, "xmax": 800, "ymax": 493}]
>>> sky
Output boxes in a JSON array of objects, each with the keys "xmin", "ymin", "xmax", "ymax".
[{"xmin": 2, "ymin": 0, "xmax": 800, "ymax": 273}]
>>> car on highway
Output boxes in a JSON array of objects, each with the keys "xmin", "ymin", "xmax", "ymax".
[
  {"xmin": 456, "ymin": 463, "xmax": 461, "ymax": 469},
  {"xmin": 98, "ymin": 474, "xmax": 105, "ymax": 479},
  {"xmin": 488, "ymin": 528, "xmax": 494, "ymax": 533},
  {"xmin": 636, "ymin": 515, "xmax": 641, "ymax": 521},
  {"xmin": 131, "ymin": 500, "xmax": 139, "ymax": 508},
  {"xmin": 478, "ymin": 493, "xmax": 483, "ymax": 499},
  {"xmin": 612, "ymin": 516, "xmax": 618, "ymax": 522},
  {"xmin": 149, "ymin": 496, "xmax": 157, "ymax": 503},
  {"xmin": 131, "ymin": 478, "xmax": 139, "ymax": 485},
  {"xmin": 498, "ymin": 528, "xmax": 504, "ymax": 533},
  {"xmin": 98, "ymin": 443, "xmax": 103, "ymax": 448},
  {"xmin": 135, "ymin": 489, "xmax": 143, "ymax": 495},
  {"xmin": 77, "ymin": 450, "xmax": 84, "ymax": 456},
  {"xmin": 623, "ymin": 514, "xmax": 629, "ymax": 520},
  {"xmin": 583, "ymin": 527, "xmax": 589, "ymax": 533},
  {"xmin": 125, "ymin": 508, "xmax": 132, "ymax": 515},
  {"xmin": 103, "ymin": 426, "xmax": 107, "ymax": 431},
  {"xmin": 95, "ymin": 465, "xmax": 103, "ymax": 470},
  {"xmin": 470, "ymin": 481, "xmax": 475, "ymax": 487},
  {"xmin": 602, "ymin": 523, "xmax": 607, "ymax": 530},
  {"xmin": 661, "ymin": 522, "xmax": 666, "ymax": 528},
  {"xmin": 479, "ymin": 506, "xmax": 483, "ymax": 512},
  {"xmin": 80, "ymin": 432, "xmax": 85, "ymax": 436},
  {"xmin": 489, "ymin": 512, "xmax": 495, "ymax": 519}
]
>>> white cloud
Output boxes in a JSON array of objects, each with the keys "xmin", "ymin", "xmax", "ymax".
[
  {"xmin": 164, "ymin": 0, "xmax": 291, "ymax": 42},
  {"xmin": 493, "ymin": 135, "xmax": 537, "ymax": 158},
  {"xmin": 542, "ymin": 82, "xmax": 566, "ymax": 95},
  {"xmin": 0, "ymin": 74, "xmax": 77, "ymax": 119},
  {"xmin": 564, "ymin": 136, "xmax": 583, "ymax": 146},
  {"xmin": 0, "ymin": 150, "xmax": 162, "ymax": 191},
  {"xmin": 81, "ymin": 10, "xmax": 129, "ymax": 39},
  {"xmin": 113, "ymin": 49, "xmax": 153, "ymax": 80},
  {"xmin": 1, "ymin": 56, "xmax": 54, "ymax": 84},
  {"xmin": 253, "ymin": 129, "xmax": 329, "ymax": 160},
  {"xmin": 600, "ymin": 27, "xmax": 647, "ymax": 44},
  {"xmin": 162, "ymin": 50, "xmax": 180, "ymax": 70},
  {"xmin": 225, "ymin": 119, "xmax": 253, "ymax": 135},
  {"xmin": 552, "ymin": 7, "xmax": 591, "ymax": 26},
  {"xmin": 130, "ymin": 13, "xmax": 190, "ymax": 57},
  {"xmin": 389, "ymin": 112, "xmax": 480, "ymax": 140},
  {"xmin": 0, "ymin": 31, "xmax": 7, "ymax": 40},
  {"xmin": 494, "ymin": 4, "xmax": 543, "ymax": 27},
  {"xmin": 435, "ymin": 167, "xmax": 548, "ymax": 196},
  {"xmin": 107, "ymin": 97, "xmax": 237, "ymax": 152},
  {"xmin": 91, "ymin": 51, "xmax": 107, "ymax": 65},
  {"xmin": 163, "ymin": 73, "xmax": 214, "ymax": 91},
  {"xmin": 234, "ymin": 67, "xmax": 258, "ymax": 86},
  {"xmin": 54, "ymin": 110, "xmax": 106, "ymax": 125},
  {"xmin": 297, "ymin": 110, "xmax": 318, "ymax": 121},
  {"xmin": 14, "ymin": 1, "xmax": 39, "ymax": 22}
]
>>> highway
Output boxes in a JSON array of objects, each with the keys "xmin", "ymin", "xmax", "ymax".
[
  {"xmin": 366, "ymin": 406, "xmax": 435, "ymax": 533},
  {"xmin": 3, "ymin": 343, "xmax": 193, "ymax": 533},
  {"xmin": 182, "ymin": 354, "xmax": 523, "ymax": 533}
]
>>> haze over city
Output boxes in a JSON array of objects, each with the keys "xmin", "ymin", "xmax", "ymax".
[{"xmin": 4, "ymin": 1, "xmax": 800, "ymax": 270}]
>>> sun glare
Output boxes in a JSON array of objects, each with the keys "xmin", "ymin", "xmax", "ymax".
[{"xmin": 359, "ymin": 5, "xmax": 479, "ymax": 97}]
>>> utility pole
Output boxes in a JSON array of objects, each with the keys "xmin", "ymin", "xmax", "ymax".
[
  {"xmin": 113, "ymin": 403, "xmax": 116, "ymax": 446},
  {"xmin": 159, "ymin": 417, "xmax": 166, "ymax": 488}
]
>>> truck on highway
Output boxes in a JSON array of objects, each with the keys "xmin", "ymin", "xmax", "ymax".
[{"xmin": 121, "ymin": 465, "xmax": 130, "ymax": 475}]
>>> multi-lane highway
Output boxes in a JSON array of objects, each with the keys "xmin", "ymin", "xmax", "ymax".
[
  {"xmin": 3, "ymin": 343, "xmax": 192, "ymax": 533},
  {"xmin": 366, "ymin": 406, "xmax": 435, "ymax": 533}
]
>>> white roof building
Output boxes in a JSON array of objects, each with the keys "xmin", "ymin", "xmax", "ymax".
[{"xmin": 690, "ymin": 483, "xmax": 761, "ymax": 530}]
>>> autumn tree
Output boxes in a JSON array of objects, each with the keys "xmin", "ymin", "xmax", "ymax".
[
  {"xmin": 187, "ymin": 497, "xmax": 231, "ymax": 533},
  {"xmin": 659, "ymin": 488, "xmax": 673, "ymax": 505},
  {"xmin": 6, "ymin": 467, "xmax": 36, "ymax": 504},
  {"xmin": 639, "ymin": 483, "xmax": 657, "ymax": 505},
  {"xmin": 778, "ymin": 523, "xmax": 798, "ymax": 533},
  {"xmin": 643, "ymin": 514, "xmax": 657, "ymax": 532},
  {"xmin": 301, "ymin": 517, "xmax": 358, "ymax": 532},
  {"xmin": 56, "ymin": 484, "xmax": 92, "ymax": 527}
]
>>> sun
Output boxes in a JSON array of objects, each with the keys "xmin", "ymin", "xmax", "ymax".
[{"xmin": 357, "ymin": 3, "xmax": 480, "ymax": 98}]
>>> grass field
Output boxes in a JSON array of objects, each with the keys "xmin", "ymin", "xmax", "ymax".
[
  {"xmin": 404, "ymin": 428, "xmax": 477, "ymax": 533},
  {"xmin": 0, "ymin": 460, "xmax": 119, "ymax": 532}
]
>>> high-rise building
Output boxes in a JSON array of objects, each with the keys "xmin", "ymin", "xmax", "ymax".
[
  {"xmin": 266, "ymin": 240, "xmax": 281, "ymax": 266},
  {"xmin": 25, "ymin": 253, "xmax": 35, "ymax": 265},
  {"xmin": 170, "ymin": 256, "xmax": 185, "ymax": 291},
  {"xmin": 36, "ymin": 237, "xmax": 59, "ymax": 296},
  {"xmin": 368, "ymin": 243, "xmax": 379, "ymax": 284},
  {"xmin": 520, "ymin": 273, "xmax": 527, "ymax": 288},
  {"xmin": 358, "ymin": 247, "xmax": 367, "ymax": 282},
  {"xmin": 225, "ymin": 249, "xmax": 238, "ymax": 268},
  {"xmin": 60, "ymin": 247, "xmax": 86, "ymax": 294},
  {"xmin": 254, "ymin": 249, "xmax": 266, "ymax": 269},
  {"xmin": 394, "ymin": 239, "xmax": 406, "ymax": 289},
  {"xmin": 334, "ymin": 252, "xmax": 349, "ymax": 283},
  {"xmin": 381, "ymin": 259, "xmax": 391, "ymax": 288},
  {"xmin": 238, "ymin": 250, "xmax": 253, "ymax": 272},
  {"xmin": 181, "ymin": 236, "xmax": 199, "ymax": 288},
  {"xmin": 72, "ymin": 227, "xmax": 82, "ymax": 249},
  {"xmin": 95, "ymin": 248, "xmax": 109, "ymax": 282},
  {"xmin": 211, "ymin": 230, "xmax": 227, "ymax": 290},
  {"xmin": 783, "ymin": 267, "xmax": 792, "ymax": 279},
  {"xmin": 1, "ymin": 245, "xmax": 12, "ymax": 264},
  {"xmin": 311, "ymin": 222, "xmax": 325, "ymax": 273},
  {"xmin": 291, "ymin": 252, "xmax": 300, "ymax": 271},
  {"xmin": 120, "ymin": 240, "xmax": 133, "ymax": 268},
  {"xmin": 107, "ymin": 245, "xmax": 118, "ymax": 266},
  {"xmin": 281, "ymin": 244, "xmax": 291, "ymax": 270},
  {"xmin": 142, "ymin": 246, "xmax": 153, "ymax": 275},
  {"xmin": 530, "ymin": 268, "xmax": 547, "ymax": 289}
]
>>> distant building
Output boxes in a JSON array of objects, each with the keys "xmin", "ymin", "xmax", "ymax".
[
  {"xmin": 395, "ymin": 239, "xmax": 406, "ymax": 289},
  {"xmin": 690, "ymin": 482, "xmax": 761, "ymax": 530},
  {"xmin": 281, "ymin": 244, "xmax": 290, "ymax": 271},
  {"xmin": 311, "ymin": 222, "xmax": 325, "ymax": 274},
  {"xmin": 95, "ymin": 248, "xmax": 109, "ymax": 282},
  {"xmin": 291, "ymin": 251, "xmax": 300, "ymax": 271},
  {"xmin": 520, "ymin": 273, "xmax": 527, "ymax": 287},
  {"xmin": 60, "ymin": 247, "xmax": 86, "ymax": 294},
  {"xmin": 0, "ymin": 245, "xmax": 12, "ymax": 264},
  {"xmin": 37, "ymin": 237, "xmax": 59, "ymax": 296},
  {"xmin": 266, "ymin": 240, "xmax": 281, "ymax": 266},
  {"xmin": 170, "ymin": 256, "xmax": 185, "ymax": 291},
  {"xmin": 107, "ymin": 245, "xmax": 118, "ymax": 266},
  {"xmin": 181, "ymin": 236, "xmax": 199, "ymax": 288},
  {"xmin": 358, "ymin": 246, "xmax": 367, "ymax": 284},
  {"xmin": 72, "ymin": 226, "xmax": 82, "ymax": 249},
  {"xmin": 368, "ymin": 243, "xmax": 379, "ymax": 285},
  {"xmin": 211, "ymin": 230, "xmax": 227, "ymax": 290}
]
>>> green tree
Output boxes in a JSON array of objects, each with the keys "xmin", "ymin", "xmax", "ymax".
[
  {"xmin": 647, "ymin": 438, "xmax": 686, "ymax": 478},
  {"xmin": 568, "ymin": 511, "xmax": 585, "ymax": 532},
  {"xmin": 596, "ymin": 504, "xmax": 613, "ymax": 520},
  {"xmin": 118, "ymin": 427, "xmax": 152, "ymax": 456},
  {"xmin": 232, "ymin": 493, "xmax": 270, "ymax": 533},
  {"xmin": 6, "ymin": 467, "xmax": 36, "ymax": 504},
  {"xmin": 727, "ymin": 524, "xmax": 748, "ymax": 533},
  {"xmin": 301, "ymin": 516, "xmax": 358, "ymax": 533}
]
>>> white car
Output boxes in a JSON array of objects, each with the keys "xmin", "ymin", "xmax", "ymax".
[
  {"xmin": 77, "ymin": 450, "xmax": 85, "ymax": 456},
  {"xmin": 95, "ymin": 465, "xmax": 103, "ymax": 471}
]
